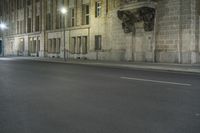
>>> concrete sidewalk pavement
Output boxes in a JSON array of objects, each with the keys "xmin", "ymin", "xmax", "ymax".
[{"xmin": 3, "ymin": 57, "xmax": 200, "ymax": 74}]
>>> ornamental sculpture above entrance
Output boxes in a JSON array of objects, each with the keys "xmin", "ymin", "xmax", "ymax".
[{"xmin": 118, "ymin": 0, "xmax": 157, "ymax": 33}]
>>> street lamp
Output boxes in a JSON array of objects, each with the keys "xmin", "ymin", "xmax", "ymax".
[
  {"xmin": 0, "ymin": 22, "xmax": 8, "ymax": 56},
  {"xmin": 60, "ymin": 7, "xmax": 67, "ymax": 61},
  {"xmin": 0, "ymin": 22, "xmax": 7, "ymax": 30},
  {"xmin": 60, "ymin": 7, "xmax": 67, "ymax": 14}
]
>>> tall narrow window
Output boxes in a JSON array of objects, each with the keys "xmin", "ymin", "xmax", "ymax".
[
  {"xmin": 37, "ymin": 37, "xmax": 40, "ymax": 52},
  {"xmin": 46, "ymin": 0, "xmax": 53, "ymax": 30},
  {"xmin": 71, "ymin": 8, "xmax": 75, "ymax": 27},
  {"xmin": 33, "ymin": 40, "xmax": 37, "ymax": 53},
  {"xmin": 95, "ymin": 1, "xmax": 101, "ymax": 17},
  {"xmin": 21, "ymin": 0, "xmax": 24, "ymax": 8},
  {"xmin": 28, "ymin": 18, "xmax": 32, "ymax": 33},
  {"xmin": 48, "ymin": 39, "xmax": 52, "ymax": 53},
  {"xmin": 17, "ymin": 21, "xmax": 20, "ymax": 34},
  {"xmin": 17, "ymin": 0, "xmax": 20, "ymax": 9},
  {"xmin": 35, "ymin": 1, "xmax": 40, "ymax": 31},
  {"xmin": 106, "ymin": 0, "xmax": 108, "ymax": 14},
  {"xmin": 29, "ymin": 38, "xmax": 33, "ymax": 53},
  {"xmin": 53, "ymin": 39, "xmax": 57, "ymax": 53},
  {"xmin": 56, "ymin": 38, "xmax": 61, "ymax": 53},
  {"xmin": 82, "ymin": 36, "xmax": 88, "ymax": 54},
  {"xmin": 56, "ymin": 14, "xmax": 61, "ymax": 29},
  {"xmin": 82, "ymin": 4, "xmax": 89, "ymax": 25},
  {"xmin": 35, "ymin": 16, "xmax": 40, "ymax": 31},
  {"xmin": 46, "ymin": 14, "xmax": 52, "ymax": 30},
  {"xmin": 19, "ymin": 38, "xmax": 24, "ymax": 53},
  {"xmin": 56, "ymin": 0, "xmax": 61, "ymax": 29},
  {"xmin": 20, "ymin": 21, "xmax": 23, "ymax": 33},
  {"xmin": 71, "ymin": 37, "xmax": 76, "ymax": 54},
  {"xmin": 27, "ymin": 0, "xmax": 31, "ymax": 6},
  {"xmin": 77, "ymin": 37, "xmax": 81, "ymax": 54},
  {"xmin": 95, "ymin": 35, "xmax": 102, "ymax": 50}
]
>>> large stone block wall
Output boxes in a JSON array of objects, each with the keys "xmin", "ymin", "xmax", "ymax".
[
  {"xmin": 155, "ymin": 0, "xmax": 199, "ymax": 63},
  {"xmin": 1, "ymin": 0, "xmax": 200, "ymax": 64},
  {"xmin": 89, "ymin": 0, "xmax": 156, "ymax": 62},
  {"xmin": 155, "ymin": 0, "xmax": 181, "ymax": 63}
]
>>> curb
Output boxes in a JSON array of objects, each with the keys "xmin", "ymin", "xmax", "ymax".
[{"xmin": 25, "ymin": 58, "xmax": 200, "ymax": 74}]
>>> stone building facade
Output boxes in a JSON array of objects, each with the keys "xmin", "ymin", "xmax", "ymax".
[{"xmin": 0, "ymin": 0, "xmax": 200, "ymax": 64}]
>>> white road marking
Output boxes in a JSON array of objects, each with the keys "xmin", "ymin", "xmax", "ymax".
[
  {"xmin": 120, "ymin": 77, "xmax": 192, "ymax": 86},
  {"xmin": 0, "ymin": 58, "xmax": 14, "ymax": 61},
  {"xmin": 196, "ymin": 113, "xmax": 200, "ymax": 117}
]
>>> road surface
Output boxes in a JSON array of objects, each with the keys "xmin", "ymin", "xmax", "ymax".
[{"xmin": 0, "ymin": 58, "xmax": 200, "ymax": 133}]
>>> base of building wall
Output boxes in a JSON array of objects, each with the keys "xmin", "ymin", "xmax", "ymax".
[
  {"xmin": 4, "ymin": 48, "xmax": 200, "ymax": 64},
  {"xmin": 181, "ymin": 52, "xmax": 191, "ymax": 64},
  {"xmin": 191, "ymin": 52, "xmax": 199, "ymax": 64},
  {"xmin": 156, "ymin": 52, "xmax": 179, "ymax": 63},
  {"xmin": 47, "ymin": 53, "xmax": 61, "ymax": 58},
  {"xmin": 66, "ymin": 51, "xmax": 200, "ymax": 64},
  {"xmin": 87, "ymin": 50, "xmax": 126, "ymax": 61},
  {"xmin": 155, "ymin": 51, "xmax": 200, "ymax": 64},
  {"xmin": 39, "ymin": 51, "xmax": 44, "ymax": 57},
  {"xmin": 195, "ymin": 52, "xmax": 200, "ymax": 64},
  {"xmin": 134, "ymin": 52, "xmax": 154, "ymax": 62},
  {"xmin": 86, "ymin": 50, "xmax": 155, "ymax": 62}
]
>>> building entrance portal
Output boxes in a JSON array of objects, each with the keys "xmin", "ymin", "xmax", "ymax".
[{"xmin": 117, "ymin": 4, "xmax": 156, "ymax": 62}]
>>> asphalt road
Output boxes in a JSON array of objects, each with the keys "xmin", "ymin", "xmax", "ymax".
[{"xmin": 0, "ymin": 58, "xmax": 200, "ymax": 133}]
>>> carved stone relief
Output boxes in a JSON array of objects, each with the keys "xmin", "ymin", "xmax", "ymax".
[
  {"xmin": 117, "ymin": 7, "xmax": 155, "ymax": 33},
  {"xmin": 138, "ymin": 7, "xmax": 155, "ymax": 31}
]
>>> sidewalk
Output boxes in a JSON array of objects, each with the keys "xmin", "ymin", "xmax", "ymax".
[{"xmin": 12, "ymin": 57, "xmax": 200, "ymax": 74}]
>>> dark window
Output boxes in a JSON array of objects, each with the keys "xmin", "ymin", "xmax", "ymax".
[
  {"xmin": 71, "ymin": 8, "xmax": 75, "ymax": 26},
  {"xmin": 56, "ymin": 38, "xmax": 61, "ymax": 53},
  {"xmin": 83, "ymin": 4, "xmax": 89, "ymax": 25},
  {"xmin": 71, "ymin": 37, "xmax": 76, "ymax": 54},
  {"xmin": 37, "ymin": 38, "xmax": 40, "ymax": 52},
  {"xmin": 95, "ymin": 35, "xmax": 102, "ymax": 50},
  {"xmin": 82, "ymin": 36, "xmax": 88, "ymax": 54},
  {"xmin": 17, "ymin": 0, "xmax": 23, "ymax": 9},
  {"xmin": 95, "ymin": 1, "xmax": 101, "ymax": 17},
  {"xmin": 27, "ymin": 0, "xmax": 31, "ymax": 6},
  {"xmin": 77, "ymin": 37, "xmax": 81, "ymax": 54},
  {"xmin": 46, "ymin": 14, "xmax": 52, "ymax": 30},
  {"xmin": 106, "ymin": 0, "xmax": 108, "ymax": 14},
  {"xmin": 35, "ymin": 16, "xmax": 40, "ymax": 31},
  {"xmin": 27, "ymin": 18, "xmax": 32, "ymax": 33}
]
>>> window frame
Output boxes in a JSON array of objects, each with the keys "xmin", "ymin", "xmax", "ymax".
[{"xmin": 95, "ymin": 1, "xmax": 101, "ymax": 17}]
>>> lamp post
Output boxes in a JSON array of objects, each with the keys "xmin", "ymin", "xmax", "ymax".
[
  {"xmin": 0, "ymin": 22, "xmax": 8, "ymax": 57},
  {"xmin": 60, "ymin": 7, "xmax": 67, "ymax": 61}
]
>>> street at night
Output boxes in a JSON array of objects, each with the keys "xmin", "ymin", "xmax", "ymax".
[{"xmin": 0, "ymin": 58, "xmax": 200, "ymax": 133}]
